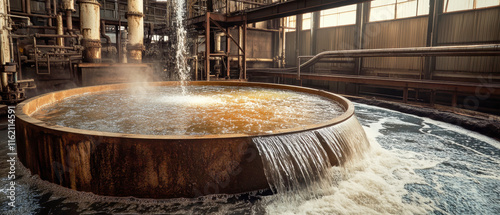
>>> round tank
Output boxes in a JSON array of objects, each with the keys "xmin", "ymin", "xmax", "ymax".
[{"xmin": 16, "ymin": 81, "xmax": 356, "ymax": 198}]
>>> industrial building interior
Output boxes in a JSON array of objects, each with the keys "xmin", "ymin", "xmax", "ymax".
[
  {"xmin": 0, "ymin": 0, "xmax": 497, "ymax": 118},
  {"xmin": 1, "ymin": 0, "xmax": 500, "ymax": 214},
  {"xmin": 0, "ymin": 0, "xmax": 498, "ymax": 113}
]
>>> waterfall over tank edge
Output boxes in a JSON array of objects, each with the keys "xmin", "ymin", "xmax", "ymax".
[{"xmin": 253, "ymin": 116, "xmax": 370, "ymax": 195}]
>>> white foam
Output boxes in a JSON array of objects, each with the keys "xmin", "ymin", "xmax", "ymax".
[{"xmin": 259, "ymin": 140, "xmax": 437, "ymax": 215}]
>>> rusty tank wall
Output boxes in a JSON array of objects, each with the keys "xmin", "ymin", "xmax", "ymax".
[{"xmin": 15, "ymin": 81, "xmax": 355, "ymax": 198}]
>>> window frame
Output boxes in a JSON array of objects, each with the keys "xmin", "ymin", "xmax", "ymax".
[
  {"xmin": 319, "ymin": 4, "xmax": 358, "ymax": 28},
  {"xmin": 369, "ymin": 0, "xmax": 430, "ymax": 22},
  {"xmin": 443, "ymin": 0, "xmax": 500, "ymax": 13}
]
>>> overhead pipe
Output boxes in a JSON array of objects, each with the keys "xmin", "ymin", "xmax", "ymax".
[
  {"xmin": 248, "ymin": 44, "xmax": 500, "ymax": 75},
  {"xmin": 126, "ymin": 0, "xmax": 145, "ymax": 63},
  {"xmin": 78, "ymin": 0, "xmax": 101, "ymax": 63}
]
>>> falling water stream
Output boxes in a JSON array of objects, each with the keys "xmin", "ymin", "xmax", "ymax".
[
  {"xmin": 173, "ymin": 0, "xmax": 191, "ymax": 95},
  {"xmin": 254, "ymin": 117, "xmax": 370, "ymax": 197}
]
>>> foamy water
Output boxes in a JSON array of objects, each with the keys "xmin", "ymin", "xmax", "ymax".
[
  {"xmin": 1, "ymin": 103, "xmax": 499, "ymax": 214},
  {"xmin": 31, "ymin": 86, "xmax": 345, "ymax": 136}
]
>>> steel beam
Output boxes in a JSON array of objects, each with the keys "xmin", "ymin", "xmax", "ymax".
[{"xmin": 241, "ymin": 0, "xmax": 368, "ymax": 23}]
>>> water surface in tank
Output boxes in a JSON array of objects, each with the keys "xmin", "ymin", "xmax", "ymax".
[
  {"xmin": 1, "ymin": 103, "xmax": 499, "ymax": 214},
  {"xmin": 31, "ymin": 86, "xmax": 344, "ymax": 136}
]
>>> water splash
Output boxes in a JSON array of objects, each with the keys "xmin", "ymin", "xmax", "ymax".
[
  {"xmin": 173, "ymin": 0, "xmax": 191, "ymax": 95},
  {"xmin": 253, "ymin": 116, "xmax": 370, "ymax": 200}
]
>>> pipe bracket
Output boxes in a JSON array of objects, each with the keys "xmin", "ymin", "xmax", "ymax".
[
  {"xmin": 127, "ymin": 44, "xmax": 145, "ymax": 51},
  {"xmin": 125, "ymin": 11, "xmax": 145, "ymax": 18},
  {"xmin": 82, "ymin": 39, "xmax": 102, "ymax": 48}
]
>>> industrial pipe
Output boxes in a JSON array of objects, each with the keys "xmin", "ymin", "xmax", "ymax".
[
  {"xmin": 215, "ymin": 32, "xmax": 224, "ymax": 53},
  {"xmin": 127, "ymin": 0, "xmax": 144, "ymax": 63},
  {"xmin": 45, "ymin": 0, "xmax": 51, "ymax": 26},
  {"xmin": 78, "ymin": 0, "xmax": 101, "ymax": 63},
  {"xmin": 0, "ymin": 0, "xmax": 10, "ymax": 91},
  {"xmin": 248, "ymin": 44, "xmax": 500, "ymax": 74},
  {"xmin": 62, "ymin": 0, "xmax": 75, "ymax": 31},
  {"xmin": 120, "ymin": 30, "xmax": 128, "ymax": 63},
  {"xmin": 101, "ymin": 20, "xmax": 111, "ymax": 45},
  {"xmin": 56, "ymin": 13, "xmax": 64, "ymax": 46}
]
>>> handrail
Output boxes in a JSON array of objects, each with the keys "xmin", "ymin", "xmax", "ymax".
[{"xmin": 248, "ymin": 44, "xmax": 500, "ymax": 78}]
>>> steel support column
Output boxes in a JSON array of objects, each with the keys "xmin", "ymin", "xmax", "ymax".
[
  {"xmin": 205, "ymin": 12, "xmax": 211, "ymax": 81},
  {"xmin": 424, "ymin": 0, "xmax": 443, "ymax": 79},
  {"xmin": 295, "ymin": 14, "xmax": 302, "ymax": 67},
  {"xmin": 310, "ymin": 11, "xmax": 320, "ymax": 56},
  {"xmin": 243, "ymin": 17, "xmax": 247, "ymax": 80},
  {"xmin": 226, "ymin": 27, "xmax": 231, "ymax": 78},
  {"xmin": 354, "ymin": 2, "xmax": 369, "ymax": 75}
]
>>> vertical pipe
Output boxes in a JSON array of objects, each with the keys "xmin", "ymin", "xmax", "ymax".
[
  {"xmin": 46, "ymin": 0, "xmax": 52, "ymax": 26},
  {"xmin": 215, "ymin": 32, "xmax": 223, "ymax": 52},
  {"xmin": 238, "ymin": 25, "xmax": 242, "ymax": 79},
  {"xmin": 0, "ymin": 0, "xmax": 11, "ymax": 65},
  {"xmin": 120, "ymin": 30, "xmax": 128, "ymax": 63},
  {"xmin": 0, "ymin": 0, "xmax": 10, "ymax": 91},
  {"xmin": 26, "ymin": 0, "xmax": 31, "ymax": 14},
  {"xmin": 56, "ymin": 13, "xmax": 64, "ymax": 46},
  {"xmin": 79, "ymin": 0, "xmax": 101, "ymax": 63},
  {"xmin": 63, "ymin": 0, "xmax": 75, "ymax": 31},
  {"xmin": 66, "ymin": 11, "xmax": 73, "ymax": 30},
  {"xmin": 243, "ymin": 18, "xmax": 247, "ymax": 80},
  {"xmin": 116, "ymin": 24, "xmax": 121, "ymax": 62},
  {"xmin": 295, "ymin": 14, "xmax": 302, "ymax": 67},
  {"xmin": 127, "ymin": 0, "xmax": 145, "ymax": 63},
  {"xmin": 205, "ymin": 12, "xmax": 210, "ymax": 81},
  {"xmin": 226, "ymin": 27, "xmax": 230, "ymax": 78},
  {"xmin": 281, "ymin": 17, "xmax": 286, "ymax": 68},
  {"xmin": 21, "ymin": 0, "xmax": 26, "ymax": 13},
  {"xmin": 310, "ymin": 11, "xmax": 320, "ymax": 56}
]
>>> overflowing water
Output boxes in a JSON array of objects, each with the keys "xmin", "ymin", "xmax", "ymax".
[
  {"xmin": 2, "ymin": 103, "xmax": 499, "ymax": 214},
  {"xmin": 173, "ymin": 0, "xmax": 191, "ymax": 94},
  {"xmin": 31, "ymin": 86, "xmax": 344, "ymax": 136},
  {"xmin": 254, "ymin": 117, "xmax": 370, "ymax": 197}
]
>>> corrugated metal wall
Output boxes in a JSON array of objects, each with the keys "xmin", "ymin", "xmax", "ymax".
[
  {"xmin": 229, "ymin": 29, "xmax": 273, "ymax": 59},
  {"xmin": 363, "ymin": 17, "xmax": 428, "ymax": 78},
  {"xmin": 281, "ymin": 6, "xmax": 499, "ymax": 81},
  {"xmin": 434, "ymin": 7, "xmax": 500, "ymax": 80}
]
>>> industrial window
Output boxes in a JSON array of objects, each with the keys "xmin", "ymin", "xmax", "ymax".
[
  {"xmin": 370, "ymin": 0, "xmax": 430, "ymax": 22},
  {"xmin": 443, "ymin": 0, "xmax": 500, "ymax": 13},
  {"xmin": 320, "ymin": 4, "xmax": 357, "ymax": 28},
  {"xmin": 302, "ymin": 13, "xmax": 312, "ymax": 30},
  {"xmin": 284, "ymin": 15, "xmax": 296, "ymax": 32},
  {"xmin": 284, "ymin": 13, "xmax": 312, "ymax": 31}
]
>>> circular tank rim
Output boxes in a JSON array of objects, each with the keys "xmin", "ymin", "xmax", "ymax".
[{"xmin": 15, "ymin": 81, "xmax": 355, "ymax": 140}]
